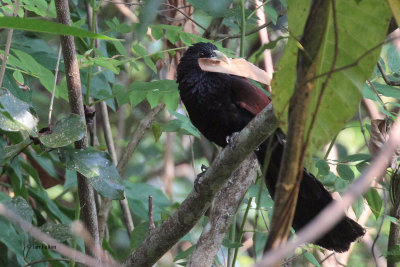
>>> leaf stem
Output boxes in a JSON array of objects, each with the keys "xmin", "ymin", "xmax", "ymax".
[{"xmin": 240, "ymin": 0, "xmax": 246, "ymax": 57}]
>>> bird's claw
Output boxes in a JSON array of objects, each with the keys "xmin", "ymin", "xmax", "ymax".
[
  {"xmin": 194, "ymin": 164, "xmax": 208, "ymax": 193},
  {"xmin": 226, "ymin": 132, "xmax": 239, "ymax": 151}
]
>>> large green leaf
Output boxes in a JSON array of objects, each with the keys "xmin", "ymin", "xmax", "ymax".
[
  {"xmin": 129, "ymin": 80, "xmax": 179, "ymax": 110},
  {"xmin": 2, "ymin": 196, "xmax": 34, "ymax": 223},
  {"xmin": 59, "ymin": 147, "xmax": 125, "ymax": 200},
  {"xmin": 0, "ymin": 17, "xmax": 117, "ymax": 40},
  {"xmin": 0, "ymin": 90, "xmax": 38, "ymax": 134},
  {"xmin": 365, "ymin": 188, "xmax": 383, "ymax": 219},
  {"xmin": 125, "ymin": 182, "xmax": 170, "ymax": 221},
  {"xmin": 272, "ymin": 0, "xmax": 391, "ymax": 157},
  {"xmin": 0, "ymin": 138, "xmax": 32, "ymax": 165},
  {"xmin": 39, "ymin": 114, "xmax": 86, "ymax": 148}
]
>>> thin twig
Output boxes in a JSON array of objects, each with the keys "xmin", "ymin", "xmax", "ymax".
[
  {"xmin": 303, "ymin": 36, "xmax": 400, "ymax": 85},
  {"xmin": 0, "ymin": 203, "xmax": 101, "ymax": 267},
  {"xmin": 162, "ymin": 3, "xmax": 207, "ymax": 32},
  {"xmin": 117, "ymin": 103, "xmax": 165, "ymax": 175},
  {"xmin": 318, "ymin": 252, "xmax": 335, "ymax": 264},
  {"xmin": 0, "ymin": 0, "xmax": 20, "ymax": 88},
  {"xmin": 371, "ymin": 189, "xmax": 387, "ymax": 267},
  {"xmin": 48, "ymin": 45, "xmax": 62, "ymax": 125},
  {"xmin": 358, "ymin": 101, "xmax": 369, "ymax": 147},
  {"xmin": 216, "ymin": 10, "xmax": 286, "ymax": 40},
  {"xmin": 377, "ymin": 62, "xmax": 400, "ymax": 86},
  {"xmin": 148, "ymin": 196, "xmax": 155, "ymax": 230}
]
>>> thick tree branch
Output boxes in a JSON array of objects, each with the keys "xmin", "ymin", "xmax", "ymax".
[
  {"xmin": 54, "ymin": 0, "xmax": 100, "ymax": 252},
  {"xmin": 124, "ymin": 104, "xmax": 278, "ymax": 266},
  {"xmin": 265, "ymin": 0, "xmax": 330, "ymax": 253},
  {"xmin": 187, "ymin": 154, "xmax": 258, "ymax": 267},
  {"xmin": 257, "ymin": 118, "xmax": 400, "ymax": 266}
]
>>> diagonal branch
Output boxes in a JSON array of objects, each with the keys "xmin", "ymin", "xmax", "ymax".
[
  {"xmin": 124, "ymin": 104, "xmax": 278, "ymax": 266},
  {"xmin": 187, "ymin": 154, "xmax": 258, "ymax": 267}
]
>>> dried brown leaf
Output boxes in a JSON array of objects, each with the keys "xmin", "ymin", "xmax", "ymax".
[{"xmin": 198, "ymin": 58, "xmax": 271, "ymax": 86}]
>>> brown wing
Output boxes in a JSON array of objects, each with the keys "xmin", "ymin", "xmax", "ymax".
[{"xmin": 230, "ymin": 75, "xmax": 271, "ymax": 115}]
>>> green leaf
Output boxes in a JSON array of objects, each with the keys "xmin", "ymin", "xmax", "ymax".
[
  {"xmin": 162, "ymin": 110, "xmax": 201, "ymax": 138},
  {"xmin": 12, "ymin": 70, "xmax": 24, "ymax": 84},
  {"xmin": 336, "ymin": 164, "xmax": 354, "ymax": 181},
  {"xmin": 39, "ymin": 114, "xmax": 86, "ymax": 148},
  {"xmin": 387, "ymin": 215, "xmax": 400, "ymax": 226},
  {"xmin": 165, "ymin": 28, "xmax": 180, "ymax": 44},
  {"xmin": 132, "ymin": 42, "xmax": 147, "ymax": 56},
  {"xmin": 222, "ymin": 238, "xmax": 243, "ymax": 249},
  {"xmin": 59, "ymin": 147, "xmax": 125, "ymax": 200},
  {"xmin": 129, "ymin": 80, "xmax": 179, "ymax": 109},
  {"xmin": 40, "ymin": 222, "xmax": 71, "ymax": 242},
  {"xmin": 0, "ymin": 90, "xmax": 38, "ymax": 134},
  {"xmin": 12, "ymin": 48, "xmax": 55, "ymax": 92},
  {"xmin": 0, "ymin": 17, "xmax": 117, "ymax": 40},
  {"xmin": 144, "ymin": 56, "xmax": 157, "ymax": 73},
  {"xmin": 315, "ymin": 159, "xmax": 330, "ymax": 176},
  {"xmin": 272, "ymin": 0, "xmax": 391, "ymax": 159},
  {"xmin": 150, "ymin": 25, "xmax": 163, "ymax": 40},
  {"xmin": 2, "ymin": 196, "xmax": 34, "ymax": 223},
  {"xmin": 341, "ymin": 153, "xmax": 370, "ymax": 163},
  {"xmin": 248, "ymin": 36, "xmax": 287, "ymax": 63},
  {"xmin": 373, "ymin": 82, "xmax": 400, "ymax": 99},
  {"xmin": 130, "ymin": 222, "xmax": 149, "ymax": 250},
  {"xmin": 365, "ymin": 188, "xmax": 383, "ymax": 219},
  {"xmin": 352, "ymin": 196, "xmax": 364, "ymax": 220},
  {"xmin": 304, "ymin": 251, "xmax": 321, "ymax": 267},
  {"xmin": 125, "ymin": 182, "xmax": 171, "ymax": 221},
  {"xmin": 0, "ymin": 138, "xmax": 31, "ymax": 165},
  {"xmin": 174, "ymin": 246, "xmax": 195, "ymax": 262},
  {"xmin": 265, "ymin": 6, "xmax": 278, "ymax": 25}
]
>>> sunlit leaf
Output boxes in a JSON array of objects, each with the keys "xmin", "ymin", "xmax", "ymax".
[
  {"xmin": 39, "ymin": 114, "xmax": 87, "ymax": 148},
  {"xmin": 272, "ymin": 0, "xmax": 391, "ymax": 158},
  {"xmin": 59, "ymin": 147, "xmax": 125, "ymax": 200},
  {"xmin": 0, "ymin": 90, "xmax": 38, "ymax": 134}
]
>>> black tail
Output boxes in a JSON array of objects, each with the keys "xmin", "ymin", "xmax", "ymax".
[{"xmin": 256, "ymin": 130, "xmax": 365, "ymax": 252}]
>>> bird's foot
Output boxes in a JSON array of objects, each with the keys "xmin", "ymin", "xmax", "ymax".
[
  {"xmin": 194, "ymin": 164, "xmax": 208, "ymax": 192},
  {"xmin": 226, "ymin": 132, "xmax": 240, "ymax": 151}
]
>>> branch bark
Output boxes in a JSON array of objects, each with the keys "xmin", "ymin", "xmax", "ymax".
[
  {"xmin": 257, "ymin": 117, "xmax": 400, "ymax": 266},
  {"xmin": 187, "ymin": 154, "xmax": 258, "ymax": 267},
  {"xmin": 264, "ymin": 0, "xmax": 330, "ymax": 253},
  {"xmin": 124, "ymin": 104, "xmax": 277, "ymax": 266},
  {"xmin": 54, "ymin": 0, "xmax": 100, "ymax": 252}
]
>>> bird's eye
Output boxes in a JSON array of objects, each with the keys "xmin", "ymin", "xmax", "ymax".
[{"xmin": 199, "ymin": 52, "xmax": 205, "ymax": 57}]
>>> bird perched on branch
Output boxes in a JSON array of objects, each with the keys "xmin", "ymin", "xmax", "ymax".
[{"xmin": 176, "ymin": 42, "xmax": 365, "ymax": 252}]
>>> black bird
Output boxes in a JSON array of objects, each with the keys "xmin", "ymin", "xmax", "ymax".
[{"xmin": 177, "ymin": 42, "xmax": 365, "ymax": 252}]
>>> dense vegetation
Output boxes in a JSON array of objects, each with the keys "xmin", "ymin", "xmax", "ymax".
[{"xmin": 0, "ymin": 0, "xmax": 399, "ymax": 266}]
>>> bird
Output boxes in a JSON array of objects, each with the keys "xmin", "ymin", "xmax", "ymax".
[{"xmin": 176, "ymin": 42, "xmax": 365, "ymax": 252}]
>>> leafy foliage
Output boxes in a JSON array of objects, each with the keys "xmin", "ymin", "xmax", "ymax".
[{"xmin": 0, "ymin": 0, "xmax": 398, "ymax": 266}]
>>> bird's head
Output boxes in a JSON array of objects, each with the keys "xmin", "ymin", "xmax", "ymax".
[
  {"xmin": 179, "ymin": 42, "xmax": 229, "ymax": 65},
  {"xmin": 177, "ymin": 42, "xmax": 230, "ymax": 83}
]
